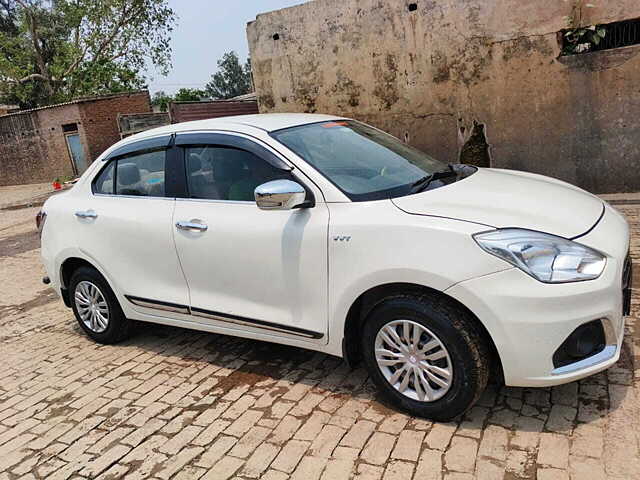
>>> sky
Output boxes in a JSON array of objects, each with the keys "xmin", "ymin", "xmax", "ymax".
[{"xmin": 144, "ymin": 0, "xmax": 309, "ymax": 96}]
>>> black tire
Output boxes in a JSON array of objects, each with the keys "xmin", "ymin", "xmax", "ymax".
[
  {"xmin": 361, "ymin": 293, "xmax": 489, "ymax": 421},
  {"xmin": 68, "ymin": 266, "xmax": 132, "ymax": 344}
]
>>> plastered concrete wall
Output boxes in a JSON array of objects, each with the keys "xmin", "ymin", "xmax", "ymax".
[{"xmin": 247, "ymin": 0, "xmax": 640, "ymax": 193}]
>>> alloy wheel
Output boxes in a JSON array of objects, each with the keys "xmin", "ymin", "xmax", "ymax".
[
  {"xmin": 374, "ymin": 319, "xmax": 453, "ymax": 402},
  {"xmin": 74, "ymin": 280, "xmax": 110, "ymax": 333}
]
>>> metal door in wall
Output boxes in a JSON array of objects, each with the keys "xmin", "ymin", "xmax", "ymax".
[{"xmin": 65, "ymin": 133, "xmax": 88, "ymax": 174}]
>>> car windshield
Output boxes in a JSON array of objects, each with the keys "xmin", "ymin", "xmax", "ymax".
[{"xmin": 271, "ymin": 120, "xmax": 453, "ymax": 201}]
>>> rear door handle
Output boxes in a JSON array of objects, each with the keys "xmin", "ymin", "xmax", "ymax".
[
  {"xmin": 176, "ymin": 221, "xmax": 208, "ymax": 232},
  {"xmin": 75, "ymin": 210, "xmax": 97, "ymax": 219}
]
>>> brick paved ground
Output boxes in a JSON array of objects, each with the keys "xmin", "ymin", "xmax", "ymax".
[{"xmin": 1, "ymin": 192, "xmax": 639, "ymax": 480}]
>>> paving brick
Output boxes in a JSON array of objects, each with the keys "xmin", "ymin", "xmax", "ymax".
[
  {"xmin": 474, "ymin": 457, "xmax": 504, "ymax": 480},
  {"xmin": 390, "ymin": 429, "xmax": 424, "ymax": 461},
  {"xmin": 537, "ymin": 433, "xmax": 570, "ymax": 469},
  {"xmin": 425, "ymin": 422, "xmax": 457, "ymax": 451},
  {"xmin": 477, "ymin": 425, "xmax": 508, "ymax": 461},
  {"xmin": 309, "ymin": 424, "xmax": 346, "ymax": 457},
  {"xmin": 339, "ymin": 420, "xmax": 376, "ymax": 449},
  {"xmin": 195, "ymin": 435, "xmax": 237, "ymax": 468},
  {"xmin": 570, "ymin": 423, "xmax": 603, "ymax": 458},
  {"xmin": 537, "ymin": 468, "xmax": 569, "ymax": 480},
  {"xmin": 545, "ymin": 404, "xmax": 577, "ymax": 433},
  {"xmin": 445, "ymin": 436, "xmax": 478, "ymax": 473},
  {"xmin": 225, "ymin": 409, "xmax": 263, "ymax": 437},
  {"xmin": 361, "ymin": 432, "xmax": 396, "ymax": 466},
  {"xmin": 415, "ymin": 448, "xmax": 443, "ymax": 480},
  {"xmin": 379, "ymin": 414, "xmax": 409, "ymax": 435},
  {"xmin": 271, "ymin": 439, "xmax": 310, "ymax": 473},
  {"xmin": 355, "ymin": 463, "xmax": 385, "ymax": 480},
  {"xmin": 290, "ymin": 456, "xmax": 328, "ymax": 480},
  {"xmin": 227, "ymin": 426, "xmax": 271, "ymax": 458},
  {"xmin": 80, "ymin": 444, "xmax": 131, "ymax": 477},
  {"xmin": 293, "ymin": 411, "xmax": 330, "ymax": 441},
  {"xmin": 320, "ymin": 458, "xmax": 354, "ymax": 480},
  {"xmin": 382, "ymin": 460, "xmax": 414, "ymax": 480},
  {"xmin": 201, "ymin": 456, "xmax": 243, "ymax": 480},
  {"xmin": 241, "ymin": 442, "xmax": 280, "ymax": 478},
  {"xmin": 158, "ymin": 425, "xmax": 203, "ymax": 455}
]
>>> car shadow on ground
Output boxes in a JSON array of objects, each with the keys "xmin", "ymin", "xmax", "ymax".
[{"xmin": 66, "ymin": 316, "xmax": 636, "ymax": 432}]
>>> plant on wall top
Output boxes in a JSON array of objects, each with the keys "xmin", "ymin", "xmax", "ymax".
[
  {"xmin": 563, "ymin": 25, "xmax": 607, "ymax": 54},
  {"xmin": 562, "ymin": 1, "xmax": 606, "ymax": 55}
]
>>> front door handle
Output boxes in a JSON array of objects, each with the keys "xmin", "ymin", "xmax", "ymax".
[
  {"xmin": 176, "ymin": 221, "xmax": 208, "ymax": 232},
  {"xmin": 75, "ymin": 210, "xmax": 97, "ymax": 219}
]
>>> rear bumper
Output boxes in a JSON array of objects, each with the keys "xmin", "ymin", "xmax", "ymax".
[{"xmin": 446, "ymin": 203, "xmax": 630, "ymax": 387}]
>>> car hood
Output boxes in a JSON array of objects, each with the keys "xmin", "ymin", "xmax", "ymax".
[{"xmin": 391, "ymin": 168, "xmax": 604, "ymax": 239}]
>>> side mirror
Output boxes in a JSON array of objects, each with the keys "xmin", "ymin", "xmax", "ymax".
[{"xmin": 255, "ymin": 179, "xmax": 308, "ymax": 210}]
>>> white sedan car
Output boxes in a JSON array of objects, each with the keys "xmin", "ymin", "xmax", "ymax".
[{"xmin": 39, "ymin": 114, "xmax": 632, "ymax": 420}]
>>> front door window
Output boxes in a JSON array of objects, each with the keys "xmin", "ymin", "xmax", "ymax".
[{"xmin": 184, "ymin": 146, "xmax": 294, "ymax": 201}]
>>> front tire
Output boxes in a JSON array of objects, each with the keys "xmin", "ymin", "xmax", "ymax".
[
  {"xmin": 69, "ymin": 266, "xmax": 132, "ymax": 344},
  {"xmin": 361, "ymin": 293, "xmax": 489, "ymax": 421}
]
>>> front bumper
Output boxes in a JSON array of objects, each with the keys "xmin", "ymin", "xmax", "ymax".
[{"xmin": 446, "ymin": 203, "xmax": 630, "ymax": 387}]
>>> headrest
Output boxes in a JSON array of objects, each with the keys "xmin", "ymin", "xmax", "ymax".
[
  {"xmin": 118, "ymin": 162, "xmax": 141, "ymax": 185},
  {"xmin": 213, "ymin": 152, "xmax": 247, "ymax": 182}
]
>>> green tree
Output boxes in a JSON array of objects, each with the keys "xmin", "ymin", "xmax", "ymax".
[
  {"xmin": 205, "ymin": 51, "xmax": 252, "ymax": 100},
  {"xmin": 0, "ymin": 0, "xmax": 175, "ymax": 108},
  {"xmin": 151, "ymin": 89, "xmax": 171, "ymax": 112},
  {"xmin": 173, "ymin": 87, "xmax": 206, "ymax": 102}
]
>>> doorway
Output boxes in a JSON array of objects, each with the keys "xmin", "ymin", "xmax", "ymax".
[{"xmin": 63, "ymin": 127, "xmax": 88, "ymax": 174}]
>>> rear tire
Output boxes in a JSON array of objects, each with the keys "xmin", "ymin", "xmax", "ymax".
[
  {"xmin": 361, "ymin": 293, "xmax": 489, "ymax": 421},
  {"xmin": 68, "ymin": 266, "xmax": 132, "ymax": 344}
]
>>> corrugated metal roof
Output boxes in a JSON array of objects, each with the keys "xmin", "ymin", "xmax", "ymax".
[
  {"xmin": 3, "ymin": 90, "xmax": 149, "ymax": 118},
  {"xmin": 227, "ymin": 92, "xmax": 257, "ymax": 101}
]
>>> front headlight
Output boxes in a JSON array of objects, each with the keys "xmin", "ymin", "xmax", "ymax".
[{"xmin": 473, "ymin": 229, "xmax": 606, "ymax": 283}]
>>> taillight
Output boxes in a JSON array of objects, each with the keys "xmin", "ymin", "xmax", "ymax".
[{"xmin": 36, "ymin": 210, "xmax": 47, "ymax": 237}]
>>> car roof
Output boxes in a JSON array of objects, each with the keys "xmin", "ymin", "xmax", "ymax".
[
  {"xmin": 96, "ymin": 113, "xmax": 348, "ymax": 163},
  {"xmin": 129, "ymin": 113, "xmax": 346, "ymax": 140}
]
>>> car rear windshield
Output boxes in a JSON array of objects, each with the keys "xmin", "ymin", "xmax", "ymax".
[{"xmin": 271, "ymin": 120, "xmax": 449, "ymax": 201}]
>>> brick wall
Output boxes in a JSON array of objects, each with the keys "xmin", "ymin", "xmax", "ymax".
[
  {"xmin": 0, "ymin": 104, "xmax": 80, "ymax": 186},
  {"xmin": 35, "ymin": 104, "xmax": 84, "ymax": 180},
  {"xmin": 79, "ymin": 91, "xmax": 151, "ymax": 162},
  {"xmin": 0, "ymin": 91, "xmax": 151, "ymax": 187}
]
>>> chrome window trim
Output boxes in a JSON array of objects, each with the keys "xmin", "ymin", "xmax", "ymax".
[
  {"xmin": 175, "ymin": 197, "xmax": 255, "ymax": 205},
  {"xmin": 93, "ymin": 193, "xmax": 175, "ymax": 201}
]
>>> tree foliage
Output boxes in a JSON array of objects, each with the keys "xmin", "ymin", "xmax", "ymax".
[
  {"xmin": 173, "ymin": 87, "xmax": 205, "ymax": 102},
  {"xmin": 205, "ymin": 51, "xmax": 252, "ymax": 100},
  {"xmin": 0, "ymin": 0, "xmax": 175, "ymax": 108},
  {"xmin": 151, "ymin": 88, "xmax": 206, "ymax": 112},
  {"xmin": 150, "ymin": 89, "xmax": 171, "ymax": 112}
]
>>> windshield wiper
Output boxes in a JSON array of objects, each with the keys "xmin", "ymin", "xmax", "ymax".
[{"xmin": 411, "ymin": 164, "xmax": 458, "ymax": 193}]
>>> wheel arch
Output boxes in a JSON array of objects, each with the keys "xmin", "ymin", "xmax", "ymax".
[
  {"xmin": 59, "ymin": 257, "xmax": 104, "ymax": 307},
  {"xmin": 342, "ymin": 282, "xmax": 503, "ymax": 380}
]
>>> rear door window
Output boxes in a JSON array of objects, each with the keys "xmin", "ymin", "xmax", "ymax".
[{"xmin": 93, "ymin": 149, "xmax": 167, "ymax": 197}]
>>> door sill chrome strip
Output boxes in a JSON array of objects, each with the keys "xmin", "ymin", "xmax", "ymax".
[
  {"xmin": 191, "ymin": 307, "xmax": 324, "ymax": 339},
  {"xmin": 125, "ymin": 296, "xmax": 323, "ymax": 340},
  {"xmin": 126, "ymin": 295, "xmax": 191, "ymax": 315}
]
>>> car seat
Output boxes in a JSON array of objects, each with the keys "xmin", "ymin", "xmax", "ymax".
[
  {"xmin": 117, "ymin": 162, "xmax": 145, "ymax": 196},
  {"xmin": 212, "ymin": 150, "xmax": 249, "ymax": 200}
]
